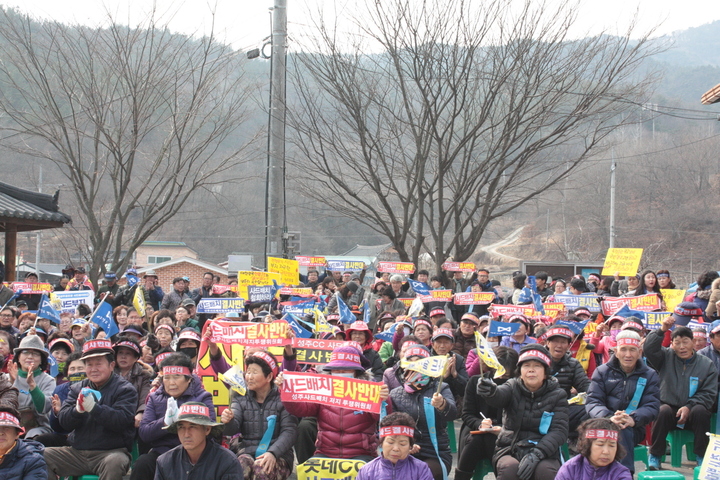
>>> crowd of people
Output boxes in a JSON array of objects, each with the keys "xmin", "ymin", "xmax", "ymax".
[{"xmin": 0, "ymin": 262, "xmax": 717, "ymax": 480}]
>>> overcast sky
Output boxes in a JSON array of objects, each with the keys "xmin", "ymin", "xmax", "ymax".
[{"xmin": 3, "ymin": 0, "xmax": 719, "ymax": 52}]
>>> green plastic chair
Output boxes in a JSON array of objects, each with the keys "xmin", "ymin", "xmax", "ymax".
[
  {"xmin": 664, "ymin": 429, "xmax": 694, "ymax": 468},
  {"xmin": 472, "ymin": 459, "xmax": 493, "ymax": 480},
  {"xmin": 634, "ymin": 444, "xmax": 649, "ymax": 468},
  {"xmin": 447, "ymin": 421, "xmax": 457, "ymax": 453},
  {"xmin": 637, "ymin": 471, "xmax": 685, "ymax": 480}
]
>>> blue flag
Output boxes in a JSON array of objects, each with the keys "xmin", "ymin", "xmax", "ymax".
[
  {"xmin": 556, "ymin": 319, "xmax": 589, "ymax": 335},
  {"xmin": 336, "ymin": 294, "xmax": 355, "ymax": 324},
  {"xmin": 408, "ymin": 279, "xmax": 430, "ymax": 296},
  {"xmin": 47, "ymin": 354, "xmax": 59, "ymax": 378},
  {"xmin": 488, "ymin": 320, "xmax": 521, "ymax": 337},
  {"xmin": 284, "ymin": 314, "xmax": 313, "ymax": 338},
  {"xmin": 362, "ymin": 300, "xmax": 371, "ymax": 324},
  {"xmin": 91, "ymin": 301, "xmax": 119, "ymax": 337},
  {"xmin": 270, "ymin": 280, "xmax": 280, "ymax": 300},
  {"xmin": 38, "ymin": 294, "xmax": 61, "ymax": 324},
  {"xmin": 375, "ymin": 322, "xmax": 397, "ymax": 342}
]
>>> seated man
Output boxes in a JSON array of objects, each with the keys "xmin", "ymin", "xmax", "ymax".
[
  {"xmin": 645, "ymin": 317, "xmax": 717, "ymax": 469},
  {"xmin": 155, "ymin": 402, "xmax": 243, "ymax": 480},
  {"xmin": 586, "ymin": 330, "xmax": 660, "ymax": 475},
  {"xmin": 44, "ymin": 339, "xmax": 138, "ymax": 480}
]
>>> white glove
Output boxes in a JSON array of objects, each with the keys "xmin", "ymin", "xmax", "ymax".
[
  {"xmin": 76, "ymin": 388, "xmax": 99, "ymax": 413},
  {"xmin": 164, "ymin": 397, "xmax": 180, "ymax": 426}
]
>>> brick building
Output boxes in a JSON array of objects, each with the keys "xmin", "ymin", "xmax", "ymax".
[{"xmin": 136, "ymin": 257, "xmax": 229, "ymax": 293}]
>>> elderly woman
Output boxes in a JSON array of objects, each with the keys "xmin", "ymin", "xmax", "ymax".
[
  {"xmin": 555, "ymin": 418, "xmax": 631, "ymax": 480},
  {"xmin": 113, "ymin": 336, "xmax": 153, "ymax": 428},
  {"xmin": 221, "ymin": 350, "xmax": 298, "ymax": 480},
  {"xmin": 0, "ymin": 407, "xmax": 46, "ymax": 479},
  {"xmin": 477, "ymin": 344, "xmax": 569, "ymax": 480},
  {"xmin": 9, "ymin": 335, "xmax": 56, "ymax": 438},
  {"xmin": 134, "ymin": 353, "xmax": 214, "ymax": 480}
]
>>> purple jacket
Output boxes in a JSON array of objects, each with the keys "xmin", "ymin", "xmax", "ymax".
[
  {"xmin": 139, "ymin": 376, "xmax": 214, "ymax": 454},
  {"xmin": 555, "ymin": 454, "xmax": 632, "ymax": 480},
  {"xmin": 356, "ymin": 454, "xmax": 434, "ymax": 480}
]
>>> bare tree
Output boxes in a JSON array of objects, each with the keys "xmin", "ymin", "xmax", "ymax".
[
  {"xmin": 0, "ymin": 7, "xmax": 256, "ymax": 284},
  {"xmin": 288, "ymin": 0, "xmax": 663, "ymax": 272}
]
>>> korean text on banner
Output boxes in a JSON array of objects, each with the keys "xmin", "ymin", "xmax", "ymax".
[
  {"xmin": 296, "ymin": 458, "xmax": 366, "ymax": 480},
  {"xmin": 207, "ymin": 320, "xmax": 291, "ymax": 347},
  {"xmin": 280, "ymin": 371, "xmax": 383, "ymax": 414},
  {"xmin": 441, "ymin": 262, "xmax": 476, "ymax": 272},
  {"xmin": 295, "ymin": 256, "xmax": 327, "ymax": 267},
  {"xmin": 51, "ymin": 290, "xmax": 94, "ymax": 314},
  {"xmin": 554, "ymin": 294, "xmax": 601, "ymax": 312},
  {"xmin": 268, "ymin": 257, "xmax": 300, "ymax": 286},
  {"xmin": 400, "ymin": 355, "xmax": 449, "ymax": 377},
  {"xmin": 601, "ymin": 248, "xmax": 643, "ymax": 276},
  {"xmin": 644, "ymin": 312, "xmax": 672, "ymax": 330},
  {"xmin": 279, "ymin": 287, "xmax": 313, "ymax": 297},
  {"xmin": 326, "ymin": 260, "xmax": 366, "ymax": 272},
  {"xmin": 698, "ymin": 433, "xmax": 720, "ymax": 480},
  {"xmin": 197, "ymin": 298, "xmax": 245, "ymax": 314},
  {"xmin": 453, "ymin": 292, "xmax": 495, "ymax": 305},
  {"xmin": 600, "ymin": 294, "xmax": 660, "ymax": 316},
  {"xmin": 212, "ymin": 284, "xmax": 239, "ymax": 295},
  {"xmin": 377, "ymin": 262, "xmax": 415, "ymax": 274},
  {"xmin": 661, "ymin": 289, "xmax": 685, "ymax": 312},
  {"xmin": 291, "ymin": 337, "xmax": 345, "ymax": 365},
  {"xmin": 10, "ymin": 282, "xmax": 53, "ymax": 294},
  {"xmin": 236, "ymin": 271, "xmax": 282, "ymax": 300},
  {"xmin": 489, "ymin": 304, "xmax": 538, "ymax": 318},
  {"xmin": 419, "ymin": 290, "xmax": 453, "ymax": 303}
]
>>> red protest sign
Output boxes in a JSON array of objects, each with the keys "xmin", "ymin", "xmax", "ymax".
[
  {"xmin": 453, "ymin": 292, "xmax": 495, "ymax": 305},
  {"xmin": 377, "ymin": 262, "xmax": 415, "ymax": 274},
  {"xmin": 296, "ymin": 256, "xmax": 327, "ymax": 267},
  {"xmin": 441, "ymin": 262, "xmax": 476, "ymax": 272},
  {"xmin": 207, "ymin": 320, "xmax": 291, "ymax": 347},
  {"xmin": 280, "ymin": 371, "xmax": 383, "ymax": 414}
]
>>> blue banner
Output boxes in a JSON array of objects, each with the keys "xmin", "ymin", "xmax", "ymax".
[
  {"xmin": 555, "ymin": 294, "xmax": 600, "ymax": 312},
  {"xmin": 282, "ymin": 299, "xmax": 316, "ymax": 317},
  {"xmin": 47, "ymin": 354, "xmax": 59, "ymax": 378},
  {"xmin": 38, "ymin": 294, "xmax": 61, "ymax": 324},
  {"xmin": 90, "ymin": 301, "xmax": 119, "ymax": 337},
  {"xmin": 555, "ymin": 319, "xmax": 589, "ymax": 335},
  {"xmin": 284, "ymin": 314, "xmax": 313, "ymax": 338},
  {"xmin": 336, "ymin": 294, "xmax": 355, "ymax": 324},
  {"xmin": 408, "ymin": 279, "xmax": 430, "ymax": 296},
  {"xmin": 488, "ymin": 320, "xmax": 521, "ymax": 337},
  {"xmin": 374, "ymin": 322, "xmax": 397, "ymax": 342},
  {"xmin": 362, "ymin": 300, "xmax": 371, "ymax": 324},
  {"xmin": 197, "ymin": 298, "xmax": 245, "ymax": 314}
]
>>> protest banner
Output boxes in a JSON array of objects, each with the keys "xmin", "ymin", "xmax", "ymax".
[
  {"xmin": 279, "ymin": 287, "xmax": 313, "ymax": 297},
  {"xmin": 248, "ymin": 285, "xmax": 274, "ymax": 303},
  {"xmin": 399, "ymin": 298, "xmax": 415, "ymax": 309},
  {"xmin": 600, "ymin": 294, "xmax": 661, "ymax": 316},
  {"xmin": 281, "ymin": 299, "xmax": 317, "ymax": 317},
  {"xmin": 9, "ymin": 282, "xmax": 52, "ymax": 294},
  {"xmin": 268, "ymin": 257, "xmax": 300, "ymax": 286},
  {"xmin": 441, "ymin": 261, "xmax": 476, "ymax": 272},
  {"xmin": 207, "ymin": 320, "xmax": 290, "ymax": 347},
  {"xmin": 297, "ymin": 458, "xmax": 366, "ymax": 480},
  {"xmin": 554, "ymin": 294, "xmax": 601, "ymax": 312},
  {"xmin": 698, "ymin": 433, "xmax": 720, "ymax": 480},
  {"xmin": 419, "ymin": 290, "xmax": 453, "ymax": 303},
  {"xmin": 644, "ymin": 312, "xmax": 672, "ymax": 330},
  {"xmin": 661, "ymin": 288, "xmax": 685, "ymax": 312},
  {"xmin": 217, "ymin": 364, "xmax": 248, "ymax": 396},
  {"xmin": 236, "ymin": 271, "xmax": 281, "ymax": 300},
  {"xmin": 400, "ymin": 355, "xmax": 449, "ymax": 377},
  {"xmin": 295, "ymin": 256, "xmax": 327, "ymax": 267},
  {"xmin": 50, "ymin": 290, "xmax": 94, "ymax": 314},
  {"xmin": 453, "ymin": 292, "xmax": 495, "ymax": 305},
  {"xmin": 601, "ymin": 248, "xmax": 643, "ymax": 276},
  {"xmin": 212, "ymin": 284, "xmax": 239, "ymax": 295},
  {"xmin": 377, "ymin": 261, "xmax": 415, "ymax": 275},
  {"xmin": 326, "ymin": 260, "xmax": 366, "ymax": 272},
  {"xmin": 197, "ymin": 298, "xmax": 246, "ymax": 314},
  {"xmin": 291, "ymin": 337, "xmax": 345, "ymax": 365},
  {"xmin": 474, "ymin": 331, "xmax": 506, "ymax": 378},
  {"xmin": 489, "ymin": 304, "xmax": 538, "ymax": 318},
  {"xmin": 488, "ymin": 321, "xmax": 521, "ymax": 337},
  {"xmin": 280, "ymin": 371, "xmax": 383, "ymax": 414}
]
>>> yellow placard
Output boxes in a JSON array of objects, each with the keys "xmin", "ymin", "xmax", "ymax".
[
  {"xmin": 601, "ymin": 248, "xmax": 643, "ymax": 276},
  {"xmin": 699, "ymin": 433, "xmax": 720, "ymax": 479},
  {"xmin": 297, "ymin": 458, "xmax": 366, "ymax": 480},
  {"xmin": 236, "ymin": 271, "xmax": 282, "ymax": 300},
  {"xmin": 661, "ymin": 289, "xmax": 685, "ymax": 312},
  {"xmin": 268, "ymin": 257, "xmax": 300, "ymax": 287}
]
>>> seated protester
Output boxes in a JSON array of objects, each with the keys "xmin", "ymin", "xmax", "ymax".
[
  {"xmin": 0, "ymin": 331, "xmax": 17, "ymax": 376},
  {"xmin": 410, "ymin": 318, "xmax": 434, "ymax": 348},
  {"xmin": 456, "ymin": 346, "xmax": 518, "ymax": 480},
  {"xmin": 48, "ymin": 337, "xmax": 74, "ymax": 385},
  {"xmin": 698, "ymin": 320, "xmax": 720, "ymax": 398},
  {"xmin": 44, "ymin": 339, "xmax": 138, "ymax": 480},
  {"xmin": 555, "ymin": 418, "xmax": 632, "ymax": 480},
  {"xmin": 383, "ymin": 335, "xmax": 420, "ymax": 391},
  {"xmin": 476, "ymin": 344, "xmax": 569, "ymax": 480},
  {"xmin": 388, "ymin": 345, "xmax": 457, "ymax": 480},
  {"xmin": 9, "ymin": 335, "xmax": 55, "ymax": 438},
  {"xmin": 155, "ymin": 402, "xmax": 243, "ymax": 480},
  {"xmin": 591, "ymin": 316, "xmax": 624, "ymax": 365},
  {"xmin": 376, "ymin": 312, "xmax": 398, "ymax": 364},
  {"xmin": 112, "ymin": 337, "xmax": 152, "ymax": 428},
  {"xmin": 345, "ymin": 321, "xmax": 384, "ymax": 381},
  {"xmin": 0, "ymin": 359, "xmax": 17, "ymax": 411},
  {"xmin": 645, "ymin": 317, "xmax": 717, "ymax": 469},
  {"xmin": 69, "ymin": 319, "xmax": 91, "ymax": 352},
  {"xmin": 561, "ymin": 313, "xmax": 597, "ymax": 377},
  {"xmin": 693, "ymin": 327, "xmax": 708, "ymax": 351},
  {"xmin": 176, "ymin": 328, "xmax": 202, "ymax": 367},
  {"xmin": 0, "ymin": 407, "xmax": 46, "ymax": 479},
  {"xmin": 499, "ymin": 315, "xmax": 536, "ymax": 353},
  {"xmin": 154, "ymin": 325, "xmax": 176, "ymax": 352},
  {"xmin": 585, "ymin": 330, "xmax": 660, "ymax": 475},
  {"xmin": 280, "ymin": 345, "xmax": 389, "ymax": 462},
  {"xmin": 34, "ymin": 352, "xmax": 85, "ymax": 448},
  {"xmin": 134, "ymin": 353, "xmax": 214, "ymax": 480},
  {"xmin": 356, "ymin": 412, "xmax": 433, "ymax": 480},
  {"xmin": 221, "ymin": 350, "xmax": 298, "ymax": 480},
  {"xmin": 174, "ymin": 305, "xmax": 199, "ymax": 333},
  {"xmin": 452, "ymin": 313, "xmax": 479, "ymax": 359},
  {"xmin": 430, "ymin": 329, "xmax": 468, "ymax": 407},
  {"xmin": 544, "ymin": 327, "xmax": 590, "ymax": 435}
]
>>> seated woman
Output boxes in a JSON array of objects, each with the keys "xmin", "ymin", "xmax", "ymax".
[
  {"xmin": 477, "ymin": 344, "xmax": 568, "ymax": 480},
  {"xmin": 279, "ymin": 345, "xmax": 388, "ymax": 462},
  {"xmin": 388, "ymin": 345, "xmax": 457, "ymax": 480},
  {"xmin": 113, "ymin": 336, "xmax": 153, "ymax": 427},
  {"xmin": 555, "ymin": 418, "xmax": 632, "ymax": 480},
  {"xmin": 0, "ymin": 407, "xmax": 46, "ymax": 479},
  {"xmin": 356, "ymin": 412, "xmax": 433, "ymax": 480},
  {"xmin": 221, "ymin": 350, "xmax": 298, "ymax": 480},
  {"xmin": 455, "ymin": 346, "xmax": 518, "ymax": 480},
  {"xmin": 134, "ymin": 353, "xmax": 214, "ymax": 480}
]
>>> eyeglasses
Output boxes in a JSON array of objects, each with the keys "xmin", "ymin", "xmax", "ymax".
[{"xmin": 0, "ymin": 314, "xmax": 13, "ymax": 318}]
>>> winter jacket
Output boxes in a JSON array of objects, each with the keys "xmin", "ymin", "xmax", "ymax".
[
  {"xmin": 382, "ymin": 364, "xmax": 404, "ymax": 391},
  {"xmin": 160, "ymin": 288, "xmax": 191, "ymax": 312},
  {"xmin": 0, "ymin": 373, "xmax": 18, "ymax": 411},
  {"xmin": 223, "ymin": 385, "xmax": 297, "ymax": 467},
  {"xmin": 155, "ymin": 439, "xmax": 243, "ymax": 480},
  {"xmin": 550, "ymin": 353, "xmax": 590, "ymax": 397},
  {"xmin": 284, "ymin": 379, "xmax": 380, "ymax": 459},
  {"xmin": 364, "ymin": 347, "xmax": 385, "ymax": 382},
  {"xmin": 462, "ymin": 375, "xmax": 506, "ymax": 431},
  {"xmin": 117, "ymin": 362, "xmax": 153, "ymax": 414},
  {"xmin": 452, "ymin": 329, "xmax": 476, "ymax": 359},
  {"xmin": 555, "ymin": 454, "xmax": 632, "ymax": 480},
  {"xmin": 706, "ymin": 278, "xmax": 720, "ymax": 319},
  {"xmin": 586, "ymin": 355, "xmax": 660, "ymax": 429},
  {"xmin": 698, "ymin": 344, "xmax": 720, "ymax": 384},
  {"xmin": 356, "ymin": 454, "xmax": 434, "ymax": 480},
  {"xmin": 378, "ymin": 341, "xmax": 395, "ymax": 363},
  {"xmin": 13, "ymin": 369, "xmax": 55, "ymax": 436},
  {"xmin": 59, "ymin": 372, "xmax": 138, "ymax": 451},
  {"xmin": 389, "ymin": 381, "xmax": 457, "ymax": 470},
  {"xmin": 48, "ymin": 381, "xmax": 73, "ymax": 435},
  {"xmin": 140, "ymin": 376, "xmax": 215, "ymax": 454},
  {"xmin": 0, "ymin": 438, "xmax": 46, "ymax": 480},
  {"xmin": 477, "ymin": 376, "xmax": 569, "ymax": 464},
  {"xmin": 644, "ymin": 328, "xmax": 717, "ymax": 410}
]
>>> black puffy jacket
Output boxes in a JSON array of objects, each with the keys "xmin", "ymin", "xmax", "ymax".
[
  {"xmin": 550, "ymin": 353, "xmax": 590, "ymax": 397},
  {"xmin": 478, "ymin": 376, "xmax": 568, "ymax": 463}
]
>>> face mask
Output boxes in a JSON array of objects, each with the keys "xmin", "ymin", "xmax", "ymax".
[
  {"xmin": 57, "ymin": 362, "xmax": 67, "ymax": 373},
  {"xmin": 332, "ymin": 372, "xmax": 355, "ymax": 378},
  {"xmin": 403, "ymin": 371, "xmax": 430, "ymax": 393},
  {"xmin": 610, "ymin": 329, "xmax": 621, "ymax": 341},
  {"xmin": 178, "ymin": 347, "xmax": 198, "ymax": 359},
  {"xmin": 68, "ymin": 372, "xmax": 87, "ymax": 383}
]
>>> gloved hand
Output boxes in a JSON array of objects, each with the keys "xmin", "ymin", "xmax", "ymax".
[
  {"xmin": 164, "ymin": 397, "xmax": 180, "ymax": 426},
  {"xmin": 76, "ymin": 388, "xmax": 100, "ymax": 413},
  {"xmin": 517, "ymin": 449, "xmax": 543, "ymax": 480},
  {"xmin": 477, "ymin": 377, "xmax": 497, "ymax": 396}
]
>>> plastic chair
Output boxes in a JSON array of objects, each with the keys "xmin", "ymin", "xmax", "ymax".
[
  {"xmin": 637, "ymin": 472, "xmax": 685, "ymax": 480},
  {"xmin": 634, "ymin": 444, "xmax": 649, "ymax": 467},
  {"xmin": 448, "ymin": 421, "xmax": 457, "ymax": 453},
  {"xmin": 665, "ymin": 429, "xmax": 694, "ymax": 468},
  {"xmin": 472, "ymin": 459, "xmax": 493, "ymax": 480},
  {"xmin": 694, "ymin": 466, "xmax": 701, "ymax": 480}
]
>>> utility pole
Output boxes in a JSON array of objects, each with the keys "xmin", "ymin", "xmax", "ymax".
[
  {"xmin": 265, "ymin": 0, "xmax": 288, "ymax": 267},
  {"xmin": 35, "ymin": 166, "xmax": 42, "ymax": 281},
  {"xmin": 609, "ymin": 148, "xmax": 616, "ymax": 248}
]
